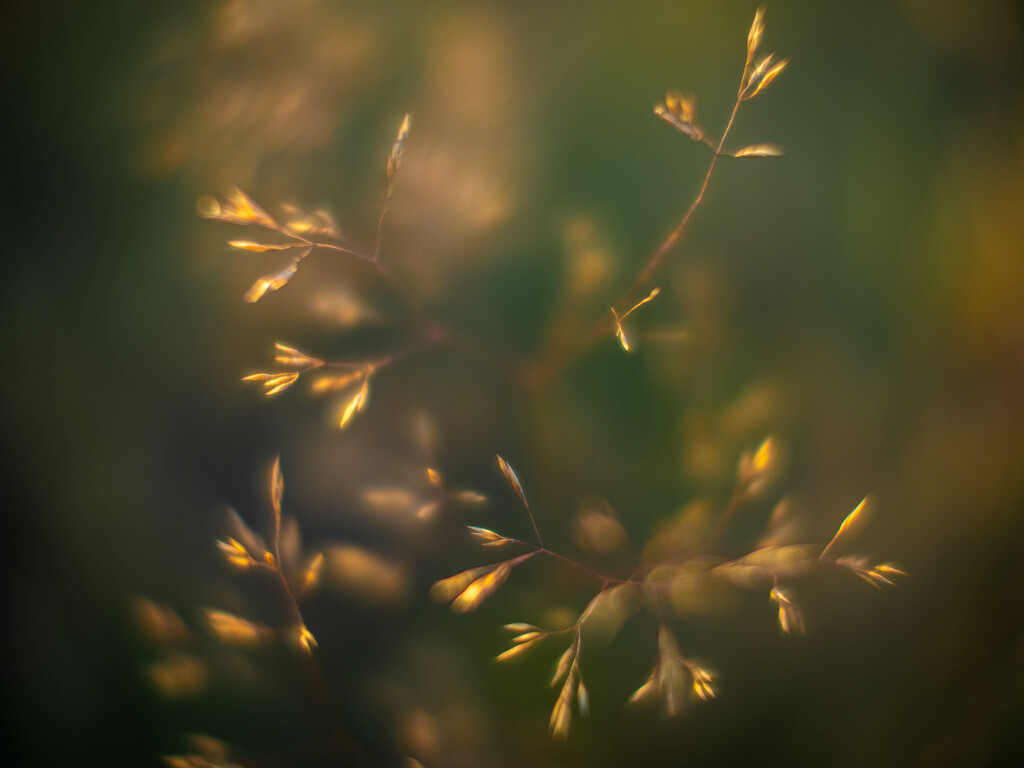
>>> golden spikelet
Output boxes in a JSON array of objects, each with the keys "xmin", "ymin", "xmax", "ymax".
[
  {"xmin": 224, "ymin": 507, "xmax": 268, "ymax": 561},
  {"xmin": 836, "ymin": 558, "xmax": 908, "ymax": 589},
  {"xmin": 226, "ymin": 187, "xmax": 277, "ymax": 228},
  {"xmin": 294, "ymin": 624, "xmax": 318, "ymax": 654},
  {"xmin": 496, "ymin": 629, "xmax": 548, "ymax": 663},
  {"xmin": 495, "ymin": 642, "xmax": 534, "ymax": 662},
  {"xmin": 504, "ymin": 622, "xmax": 539, "ymax": 633},
  {"xmin": 450, "ymin": 562, "xmax": 512, "ymax": 614},
  {"xmin": 204, "ymin": 609, "xmax": 270, "ymax": 646},
  {"xmin": 467, "ymin": 526, "xmax": 511, "ymax": 546},
  {"xmin": 386, "ymin": 113, "xmax": 411, "ymax": 193},
  {"xmin": 429, "ymin": 566, "xmax": 492, "ymax": 603},
  {"xmin": 512, "ymin": 631, "xmax": 544, "ymax": 644},
  {"xmin": 690, "ymin": 666, "xmax": 716, "ymax": 701},
  {"xmin": 551, "ymin": 645, "xmax": 575, "ymax": 687},
  {"xmin": 197, "ymin": 187, "xmax": 278, "ymax": 229},
  {"xmin": 740, "ymin": 7, "xmax": 787, "ymax": 101},
  {"xmin": 273, "ymin": 342, "xmax": 321, "ymax": 369},
  {"xmin": 310, "ymin": 370, "xmax": 364, "ymax": 393},
  {"xmin": 549, "ymin": 668, "xmax": 577, "ymax": 739},
  {"xmin": 821, "ymin": 496, "xmax": 871, "ymax": 559},
  {"xmin": 241, "ymin": 372, "xmax": 300, "ymax": 397},
  {"xmin": 577, "ymin": 678, "xmax": 590, "ymax": 716},
  {"xmin": 215, "ymin": 537, "xmax": 254, "ymax": 569},
  {"xmin": 337, "ymin": 375, "xmax": 371, "ymax": 430},
  {"xmin": 302, "ymin": 552, "xmax": 324, "ymax": 594},
  {"xmin": 733, "ymin": 143, "xmax": 784, "ymax": 158},
  {"xmin": 281, "ymin": 203, "xmax": 341, "ymax": 240},
  {"xmin": 770, "ymin": 587, "xmax": 805, "ymax": 634},
  {"xmin": 736, "ymin": 435, "xmax": 780, "ymax": 497},
  {"xmin": 654, "ymin": 92, "xmax": 704, "ymax": 141},
  {"xmin": 270, "ymin": 456, "xmax": 284, "ymax": 525},
  {"xmin": 747, "ymin": 59, "xmax": 788, "ymax": 99},
  {"xmin": 746, "ymin": 7, "xmax": 766, "ymax": 71},
  {"xmin": 496, "ymin": 455, "xmax": 529, "ymax": 509},
  {"xmin": 243, "ymin": 261, "xmax": 302, "ymax": 304},
  {"xmin": 876, "ymin": 563, "xmax": 908, "ymax": 578},
  {"xmin": 227, "ymin": 241, "xmax": 302, "ymax": 253}
]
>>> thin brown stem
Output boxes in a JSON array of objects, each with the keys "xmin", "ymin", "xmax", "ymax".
[
  {"xmin": 310, "ymin": 240, "xmax": 376, "ymax": 261},
  {"xmin": 272, "ymin": 521, "xmax": 283, "ymax": 576},
  {"xmin": 274, "ymin": 565, "xmax": 304, "ymax": 625},
  {"xmin": 524, "ymin": 505, "xmax": 544, "ymax": 550},
  {"xmin": 372, "ymin": 200, "xmax": 391, "ymax": 262},
  {"xmin": 255, "ymin": 561, "xmax": 305, "ymax": 626},
  {"xmin": 625, "ymin": 94, "xmax": 742, "ymax": 303},
  {"xmin": 500, "ymin": 535, "xmax": 640, "ymax": 588},
  {"xmin": 525, "ymin": 85, "xmax": 746, "ymax": 391},
  {"xmin": 541, "ymin": 547, "xmax": 622, "ymax": 586}
]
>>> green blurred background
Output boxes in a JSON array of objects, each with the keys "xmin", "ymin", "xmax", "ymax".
[{"xmin": 2, "ymin": 0, "xmax": 1023, "ymax": 765}]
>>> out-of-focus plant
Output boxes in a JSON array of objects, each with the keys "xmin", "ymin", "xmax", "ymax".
[
  {"xmin": 434, "ymin": 450, "xmax": 906, "ymax": 738},
  {"xmin": 178, "ymin": 6, "xmax": 905, "ymax": 762}
]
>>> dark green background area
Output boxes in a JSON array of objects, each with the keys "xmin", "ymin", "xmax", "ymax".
[{"xmin": 2, "ymin": 1, "xmax": 1023, "ymax": 766}]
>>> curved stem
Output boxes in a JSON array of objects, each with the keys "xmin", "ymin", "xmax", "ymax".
[
  {"xmin": 500, "ymin": 535, "xmax": 641, "ymax": 588},
  {"xmin": 525, "ymin": 79, "xmax": 748, "ymax": 391},
  {"xmin": 372, "ymin": 201, "xmax": 391, "ymax": 262},
  {"xmin": 311, "ymin": 240, "xmax": 376, "ymax": 261},
  {"xmin": 626, "ymin": 95, "xmax": 742, "ymax": 301}
]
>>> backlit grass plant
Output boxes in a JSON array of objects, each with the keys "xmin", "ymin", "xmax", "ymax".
[{"xmin": 174, "ymin": 7, "xmax": 906, "ymax": 763}]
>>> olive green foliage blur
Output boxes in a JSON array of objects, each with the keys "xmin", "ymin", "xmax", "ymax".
[{"xmin": 2, "ymin": 0, "xmax": 1023, "ymax": 766}]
